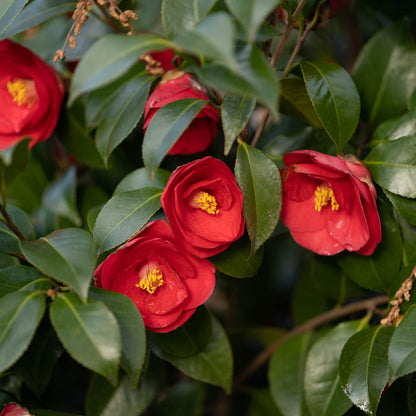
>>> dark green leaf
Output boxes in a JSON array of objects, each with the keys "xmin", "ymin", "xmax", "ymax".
[
  {"xmin": 20, "ymin": 228, "xmax": 96, "ymax": 301},
  {"xmin": 235, "ymin": 142, "xmax": 281, "ymax": 252},
  {"xmin": 31, "ymin": 411, "xmax": 82, "ymax": 416},
  {"xmin": 69, "ymin": 33, "xmax": 172, "ymax": 105},
  {"xmin": 268, "ymin": 332, "xmax": 313, "ymax": 416},
  {"xmin": 162, "ymin": 0, "xmax": 217, "ymax": 39},
  {"xmin": 114, "ymin": 167, "xmax": 170, "ymax": 194},
  {"xmin": 221, "ymin": 92, "xmax": 255, "ymax": 155},
  {"xmin": 89, "ymin": 287, "xmax": 146, "ymax": 388},
  {"xmin": 365, "ymin": 135, "xmax": 416, "ymax": 198},
  {"xmin": 50, "ymin": 292, "xmax": 121, "ymax": 385},
  {"xmin": 93, "ymin": 187, "xmax": 162, "ymax": 254},
  {"xmin": 0, "ymin": 0, "xmax": 30, "ymax": 38},
  {"xmin": 339, "ymin": 326, "xmax": 394, "ymax": 415},
  {"xmin": 2, "ymin": 204, "xmax": 35, "ymax": 241},
  {"xmin": 300, "ymin": 60, "xmax": 360, "ymax": 152},
  {"xmin": 247, "ymin": 388, "xmax": 283, "ymax": 416},
  {"xmin": 384, "ymin": 189, "xmax": 416, "ymax": 226},
  {"xmin": 0, "ymin": 221, "xmax": 21, "ymax": 255},
  {"xmin": 0, "ymin": 291, "xmax": 45, "ymax": 373},
  {"xmin": 0, "ymin": 253, "xmax": 19, "ymax": 269},
  {"xmin": 142, "ymin": 99, "xmax": 207, "ymax": 181},
  {"xmin": 353, "ymin": 20, "xmax": 416, "ymax": 125}
]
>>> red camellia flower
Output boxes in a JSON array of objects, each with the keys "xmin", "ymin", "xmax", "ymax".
[
  {"xmin": 148, "ymin": 48, "xmax": 177, "ymax": 72},
  {"xmin": 0, "ymin": 39, "xmax": 64, "ymax": 150},
  {"xmin": 143, "ymin": 71, "xmax": 219, "ymax": 155},
  {"xmin": 280, "ymin": 150, "xmax": 381, "ymax": 256},
  {"xmin": 161, "ymin": 156, "xmax": 245, "ymax": 258},
  {"xmin": 0, "ymin": 403, "xmax": 34, "ymax": 416},
  {"xmin": 94, "ymin": 220, "xmax": 216, "ymax": 333}
]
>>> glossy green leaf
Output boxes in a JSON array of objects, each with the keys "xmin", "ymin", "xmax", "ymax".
[
  {"xmin": 353, "ymin": 20, "xmax": 416, "ymax": 125},
  {"xmin": 161, "ymin": 0, "xmax": 217, "ymax": 39},
  {"xmin": 397, "ymin": 212, "xmax": 416, "ymax": 267},
  {"xmin": 0, "ymin": 221, "xmax": 21, "ymax": 255},
  {"xmin": 269, "ymin": 332, "xmax": 313, "ymax": 416},
  {"xmin": 224, "ymin": 0, "xmax": 280, "ymax": 42},
  {"xmin": 221, "ymin": 92, "xmax": 256, "ymax": 155},
  {"xmin": 114, "ymin": 167, "xmax": 170, "ymax": 194},
  {"xmin": 2, "ymin": 204, "xmax": 35, "ymax": 240},
  {"xmin": 50, "ymin": 292, "xmax": 121, "ymax": 385},
  {"xmin": 305, "ymin": 320, "xmax": 365, "ymax": 416},
  {"xmin": 142, "ymin": 99, "xmax": 207, "ymax": 181},
  {"xmin": 212, "ymin": 238, "xmax": 264, "ymax": 278},
  {"xmin": 151, "ymin": 306, "xmax": 213, "ymax": 357},
  {"xmin": 279, "ymin": 77, "xmax": 322, "ymax": 128},
  {"xmin": 93, "ymin": 187, "xmax": 162, "ymax": 254},
  {"xmin": 389, "ymin": 304, "xmax": 416, "ymax": 383},
  {"xmin": 20, "ymin": 228, "xmax": 96, "ymax": 302},
  {"xmin": 42, "ymin": 166, "xmax": 81, "ymax": 226},
  {"xmin": 0, "ymin": 265, "xmax": 50, "ymax": 297},
  {"xmin": 0, "ymin": 252, "xmax": 19, "ymax": 269},
  {"xmin": 95, "ymin": 72, "xmax": 153, "ymax": 163},
  {"xmin": 384, "ymin": 188, "xmax": 416, "ymax": 226},
  {"xmin": 247, "ymin": 388, "xmax": 283, "ymax": 416},
  {"xmin": 339, "ymin": 325, "xmax": 394, "ymax": 415},
  {"xmin": 69, "ymin": 33, "xmax": 172, "ymax": 105},
  {"xmin": 0, "ymin": 0, "xmax": 29, "ymax": 37},
  {"xmin": 300, "ymin": 60, "xmax": 360, "ymax": 152},
  {"xmin": 0, "ymin": 0, "xmax": 76, "ymax": 39},
  {"xmin": 235, "ymin": 142, "xmax": 281, "ymax": 252},
  {"xmin": 152, "ymin": 316, "xmax": 233, "ymax": 393},
  {"xmin": 89, "ymin": 287, "xmax": 146, "ymax": 388},
  {"xmin": 0, "ymin": 291, "xmax": 45, "ymax": 373},
  {"xmin": 365, "ymin": 135, "xmax": 416, "ymax": 198}
]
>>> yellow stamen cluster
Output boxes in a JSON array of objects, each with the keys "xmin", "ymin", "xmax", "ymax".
[
  {"xmin": 314, "ymin": 185, "xmax": 339, "ymax": 212},
  {"xmin": 136, "ymin": 269, "xmax": 164, "ymax": 294},
  {"xmin": 193, "ymin": 192, "xmax": 219, "ymax": 215},
  {"xmin": 7, "ymin": 80, "xmax": 36, "ymax": 107}
]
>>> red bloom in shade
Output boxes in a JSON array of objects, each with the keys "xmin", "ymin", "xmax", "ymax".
[
  {"xmin": 328, "ymin": 0, "xmax": 351, "ymax": 16},
  {"xmin": 0, "ymin": 403, "xmax": 34, "ymax": 416},
  {"xmin": 161, "ymin": 157, "xmax": 245, "ymax": 258},
  {"xmin": 143, "ymin": 71, "xmax": 219, "ymax": 155},
  {"xmin": 0, "ymin": 40, "xmax": 64, "ymax": 150},
  {"xmin": 280, "ymin": 150, "xmax": 381, "ymax": 256},
  {"xmin": 94, "ymin": 220, "xmax": 216, "ymax": 333},
  {"xmin": 148, "ymin": 48, "xmax": 177, "ymax": 72}
]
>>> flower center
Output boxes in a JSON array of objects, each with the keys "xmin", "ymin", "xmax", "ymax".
[
  {"xmin": 190, "ymin": 191, "xmax": 219, "ymax": 215},
  {"xmin": 136, "ymin": 268, "xmax": 164, "ymax": 294},
  {"xmin": 7, "ymin": 79, "xmax": 38, "ymax": 107},
  {"xmin": 314, "ymin": 184, "xmax": 339, "ymax": 212}
]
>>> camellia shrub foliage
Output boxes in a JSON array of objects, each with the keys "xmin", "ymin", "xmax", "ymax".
[{"xmin": 1, "ymin": 0, "xmax": 416, "ymax": 414}]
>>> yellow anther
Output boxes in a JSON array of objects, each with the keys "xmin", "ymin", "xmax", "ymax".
[
  {"xmin": 7, "ymin": 79, "xmax": 37, "ymax": 107},
  {"xmin": 136, "ymin": 269, "xmax": 164, "ymax": 294},
  {"xmin": 314, "ymin": 185, "xmax": 339, "ymax": 212},
  {"xmin": 191, "ymin": 191, "xmax": 219, "ymax": 215}
]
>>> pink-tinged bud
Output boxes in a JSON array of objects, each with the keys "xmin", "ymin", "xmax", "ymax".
[{"xmin": 0, "ymin": 403, "xmax": 34, "ymax": 416}]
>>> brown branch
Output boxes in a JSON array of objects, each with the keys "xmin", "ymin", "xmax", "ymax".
[
  {"xmin": 0, "ymin": 203, "xmax": 26, "ymax": 240},
  {"xmin": 234, "ymin": 294, "xmax": 389, "ymax": 387}
]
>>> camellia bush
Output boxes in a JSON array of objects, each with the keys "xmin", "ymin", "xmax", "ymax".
[{"xmin": 1, "ymin": 0, "xmax": 416, "ymax": 415}]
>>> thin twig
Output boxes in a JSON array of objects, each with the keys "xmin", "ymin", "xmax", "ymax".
[
  {"xmin": 91, "ymin": 0, "xmax": 123, "ymax": 33},
  {"xmin": 234, "ymin": 294, "xmax": 389, "ymax": 387},
  {"xmin": 0, "ymin": 203, "xmax": 26, "ymax": 240}
]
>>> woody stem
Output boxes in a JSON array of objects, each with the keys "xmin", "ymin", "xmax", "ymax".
[{"xmin": 0, "ymin": 203, "xmax": 26, "ymax": 240}]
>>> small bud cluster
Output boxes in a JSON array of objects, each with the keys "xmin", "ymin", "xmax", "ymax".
[
  {"xmin": 96, "ymin": 0, "xmax": 138, "ymax": 34},
  {"xmin": 140, "ymin": 54, "xmax": 165, "ymax": 76}
]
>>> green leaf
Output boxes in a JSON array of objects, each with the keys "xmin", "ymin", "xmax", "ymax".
[
  {"xmin": 0, "ymin": 221, "xmax": 21, "ymax": 255},
  {"xmin": 353, "ymin": 20, "xmax": 416, "ymax": 125},
  {"xmin": 212, "ymin": 238, "xmax": 264, "ymax": 278},
  {"xmin": 0, "ymin": 0, "xmax": 76, "ymax": 40},
  {"xmin": 339, "ymin": 325, "xmax": 394, "ymax": 415},
  {"xmin": 142, "ymin": 99, "xmax": 207, "ymax": 181},
  {"xmin": 247, "ymin": 388, "xmax": 283, "ymax": 416},
  {"xmin": 268, "ymin": 332, "xmax": 313, "ymax": 416},
  {"xmin": 93, "ymin": 187, "xmax": 162, "ymax": 254},
  {"xmin": 42, "ymin": 166, "xmax": 81, "ymax": 226},
  {"xmin": 95, "ymin": 72, "xmax": 154, "ymax": 163},
  {"xmin": 389, "ymin": 304, "xmax": 416, "ymax": 383},
  {"xmin": 161, "ymin": 0, "xmax": 217, "ymax": 39},
  {"xmin": 50, "ymin": 292, "xmax": 121, "ymax": 385},
  {"xmin": 69, "ymin": 33, "xmax": 172, "ymax": 105},
  {"xmin": 0, "ymin": 265, "xmax": 50, "ymax": 297},
  {"xmin": 224, "ymin": 0, "xmax": 281, "ymax": 42},
  {"xmin": 304, "ymin": 320, "xmax": 365, "ymax": 416},
  {"xmin": 152, "ymin": 316, "xmax": 233, "ymax": 393},
  {"xmin": 0, "ymin": 291, "xmax": 45, "ymax": 373},
  {"xmin": 20, "ymin": 228, "xmax": 96, "ymax": 302},
  {"xmin": 0, "ymin": 0, "xmax": 29, "ymax": 38},
  {"xmin": 365, "ymin": 135, "xmax": 416, "ymax": 198},
  {"xmin": 384, "ymin": 188, "xmax": 416, "ymax": 226},
  {"xmin": 114, "ymin": 167, "xmax": 170, "ymax": 194},
  {"xmin": 299, "ymin": 60, "xmax": 360, "ymax": 152},
  {"xmin": 221, "ymin": 92, "xmax": 255, "ymax": 155},
  {"xmin": 2, "ymin": 204, "xmax": 35, "ymax": 240},
  {"xmin": 89, "ymin": 287, "xmax": 146, "ymax": 388},
  {"xmin": 151, "ymin": 306, "xmax": 213, "ymax": 357},
  {"xmin": 235, "ymin": 142, "xmax": 282, "ymax": 252}
]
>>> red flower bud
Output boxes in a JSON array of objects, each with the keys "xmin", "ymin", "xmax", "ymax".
[
  {"xmin": 143, "ymin": 71, "xmax": 219, "ymax": 155},
  {"xmin": 0, "ymin": 403, "xmax": 34, "ymax": 416},
  {"xmin": 94, "ymin": 220, "xmax": 216, "ymax": 332},
  {"xmin": 161, "ymin": 157, "xmax": 245, "ymax": 258},
  {"xmin": 0, "ymin": 40, "xmax": 64, "ymax": 150},
  {"xmin": 280, "ymin": 150, "xmax": 381, "ymax": 256}
]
